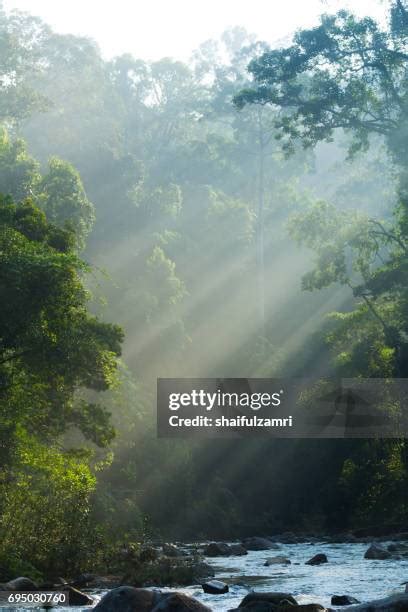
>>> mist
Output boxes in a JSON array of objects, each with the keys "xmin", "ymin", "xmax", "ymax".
[{"xmin": 0, "ymin": 0, "xmax": 407, "ymax": 604}]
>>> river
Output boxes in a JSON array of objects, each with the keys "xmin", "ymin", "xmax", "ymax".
[{"xmin": 2, "ymin": 541, "xmax": 408, "ymax": 611}]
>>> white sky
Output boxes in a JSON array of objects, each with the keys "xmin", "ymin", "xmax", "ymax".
[{"xmin": 3, "ymin": 0, "xmax": 388, "ymax": 62}]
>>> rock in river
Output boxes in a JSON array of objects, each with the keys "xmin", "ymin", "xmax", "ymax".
[
  {"xmin": 204, "ymin": 542, "xmax": 231, "ymax": 557},
  {"xmin": 152, "ymin": 593, "xmax": 212, "ymax": 611},
  {"xmin": 264, "ymin": 556, "xmax": 291, "ymax": 566},
  {"xmin": 364, "ymin": 544, "xmax": 392, "ymax": 560},
  {"xmin": 331, "ymin": 595, "xmax": 360, "ymax": 606},
  {"xmin": 305, "ymin": 554, "xmax": 328, "ymax": 565},
  {"xmin": 5, "ymin": 577, "xmax": 38, "ymax": 591},
  {"xmin": 94, "ymin": 587, "xmax": 212, "ymax": 612},
  {"xmin": 94, "ymin": 587, "xmax": 161, "ymax": 612},
  {"xmin": 202, "ymin": 579, "xmax": 229, "ymax": 594},
  {"xmin": 238, "ymin": 592, "xmax": 298, "ymax": 607},
  {"xmin": 229, "ymin": 544, "xmax": 248, "ymax": 556},
  {"xmin": 337, "ymin": 594, "xmax": 408, "ymax": 612},
  {"xmin": 242, "ymin": 537, "xmax": 280, "ymax": 551}
]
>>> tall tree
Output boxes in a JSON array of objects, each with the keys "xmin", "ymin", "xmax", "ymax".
[{"xmin": 235, "ymin": 0, "xmax": 408, "ymax": 377}]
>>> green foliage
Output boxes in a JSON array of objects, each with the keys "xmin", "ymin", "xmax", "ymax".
[
  {"xmin": 0, "ymin": 431, "xmax": 98, "ymax": 578},
  {"xmin": 39, "ymin": 157, "xmax": 95, "ymax": 249},
  {"xmin": 0, "ymin": 133, "xmax": 123, "ymax": 575}
]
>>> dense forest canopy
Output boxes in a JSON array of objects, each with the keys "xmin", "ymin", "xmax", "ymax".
[{"xmin": 0, "ymin": 0, "xmax": 407, "ymax": 579}]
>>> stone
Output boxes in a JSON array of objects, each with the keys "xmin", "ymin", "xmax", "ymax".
[
  {"xmin": 202, "ymin": 580, "xmax": 229, "ymax": 594},
  {"xmin": 5, "ymin": 577, "xmax": 38, "ymax": 591},
  {"xmin": 305, "ymin": 554, "xmax": 328, "ymax": 565},
  {"xmin": 336, "ymin": 594, "xmax": 408, "ymax": 612},
  {"xmin": 331, "ymin": 596, "xmax": 360, "ymax": 606},
  {"xmin": 204, "ymin": 542, "xmax": 231, "ymax": 557},
  {"xmin": 229, "ymin": 544, "xmax": 248, "ymax": 556},
  {"xmin": 242, "ymin": 537, "xmax": 280, "ymax": 551},
  {"xmin": 152, "ymin": 592, "xmax": 212, "ymax": 611},
  {"xmin": 264, "ymin": 556, "xmax": 291, "ymax": 566},
  {"xmin": 238, "ymin": 592, "xmax": 298, "ymax": 607},
  {"xmin": 93, "ymin": 587, "xmax": 161, "ymax": 612},
  {"xmin": 364, "ymin": 544, "xmax": 392, "ymax": 560}
]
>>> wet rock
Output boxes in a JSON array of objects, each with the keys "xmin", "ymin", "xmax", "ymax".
[
  {"xmin": 242, "ymin": 537, "xmax": 280, "ymax": 551},
  {"xmin": 264, "ymin": 556, "xmax": 291, "ymax": 566},
  {"xmin": 38, "ymin": 581, "xmax": 60, "ymax": 590},
  {"xmin": 238, "ymin": 592, "xmax": 298, "ymax": 608},
  {"xmin": 364, "ymin": 544, "xmax": 392, "ymax": 560},
  {"xmin": 163, "ymin": 544, "xmax": 186, "ymax": 558},
  {"xmin": 202, "ymin": 580, "xmax": 229, "ymax": 594},
  {"xmin": 236, "ymin": 603, "xmax": 322, "ymax": 612},
  {"xmin": 94, "ymin": 587, "xmax": 162, "ymax": 612},
  {"xmin": 282, "ymin": 606, "xmax": 324, "ymax": 612},
  {"xmin": 6, "ymin": 577, "xmax": 38, "ymax": 591},
  {"xmin": 269, "ymin": 532, "xmax": 302, "ymax": 544},
  {"xmin": 338, "ymin": 594, "xmax": 408, "ymax": 612},
  {"xmin": 204, "ymin": 542, "xmax": 231, "ymax": 557},
  {"xmin": 152, "ymin": 592, "xmax": 212, "ymax": 611},
  {"xmin": 231, "ymin": 603, "xmax": 276, "ymax": 611},
  {"xmin": 63, "ymin": 586, "xmax": 93, "ymax": 606},
  {"xmin": 305, "ymin": 554, "xmax": 328, "ymax": 565},
  {"xmin": 331, "ymin": 596, "xmax": 360, "ymax": 606},
  {"xmin": 229, "ymin": 544, "xmax": 248, "ymax": 556},
  {"xmin": 280, "ymin": 606, "xmax": 324, "ymax": 612}
]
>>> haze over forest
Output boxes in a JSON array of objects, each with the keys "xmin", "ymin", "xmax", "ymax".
[{"xmin": 0, "ymin": 0, "xmax": 407, "ymax": 582}]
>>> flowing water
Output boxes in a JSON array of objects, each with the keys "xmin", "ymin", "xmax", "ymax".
[
  {"xmin": 175, "ymin": 541, "xmax": 408, "ymax": 610},
  {"xmin": 2, "ymin": 541, "xmax": 408, "ymax": 611}
]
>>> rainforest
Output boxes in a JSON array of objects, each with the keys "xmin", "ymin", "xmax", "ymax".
[{"xmin": 0, "ymin": 0, "xmax": 408, "ymax": 609}]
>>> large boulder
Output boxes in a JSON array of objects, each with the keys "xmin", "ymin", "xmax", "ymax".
[
  {"xmin": 269, "ymin": 532, "xmax": 299, "ymax": 544},
  {"xmin": 5, "ymin": 577, "xmax": 38, "ymax": 591},
  {"xmin": 337, "ymin": 594, "xmax": 408, "ymax": 612},
  {"xmin": 264, "ymin": 556, "xmax": 291, "ymax": 566},
  {"xmin": 305, "ymin": 554, "xmax": 328, "ymax": 566},
  {"xmin": 331, "ymin": 596, "xmax": 360, "ymax": 606},
  {"xmin": 93, "ymin": 587, "xmax": 161, "ymax": 612},
  {"xmin": 242, "ymin": 537, "xmax": 280, "ymax": 551},
  {"xmin": 364, "ymin": 544, "xmax": 392, "ymax": 560},
  {"xmin": 204, "ymin": 542, "xmax": 231, "ymax": 557},
  {"xmin": 202, "ymin": 580, "xmax": 228, "ymax": 594},
  {"xmin": 236, "ymin": 602, "xmax": 321, "ymax": 612},
  {"xmin": 152, "ymin": 592, "xmax": 212, "ymax": 611},
  {"xmin": 238, "ymin": 592, "xmax": 298, "ymax": 608},
  {"xmin": 230, "ymin": 604, "xmax": 276, "ymax": 611}
]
